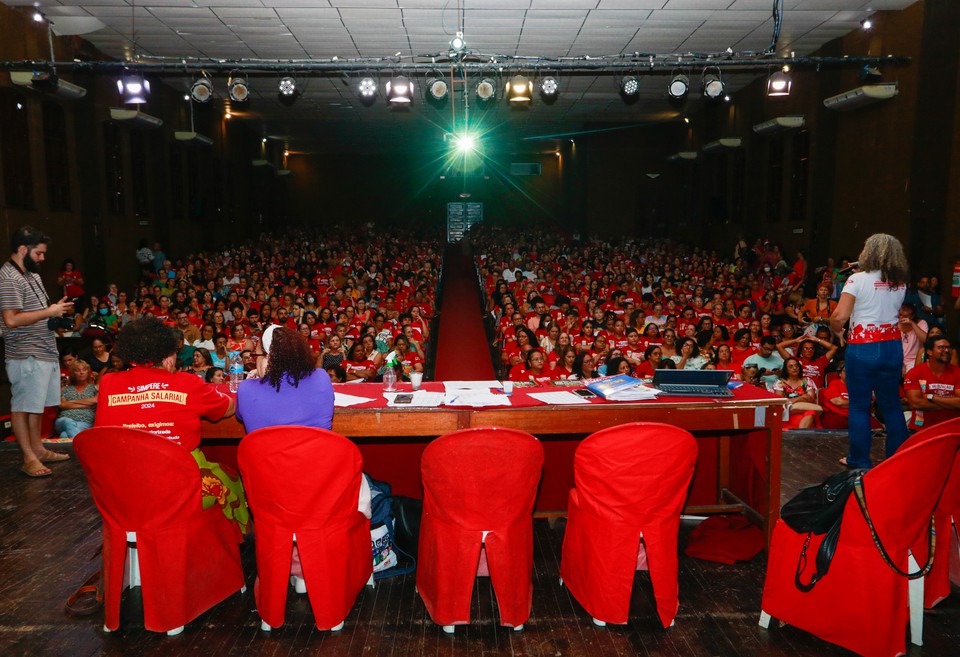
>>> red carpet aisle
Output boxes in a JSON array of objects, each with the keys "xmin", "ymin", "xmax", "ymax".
[{"xmin": 432, "ymin": 246, "xmax": 496, "ymax": 381}]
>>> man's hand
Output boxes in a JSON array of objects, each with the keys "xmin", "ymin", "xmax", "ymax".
[{"xmin": 51, "ymin": 296, "xmax": 74, "ymax": 318}]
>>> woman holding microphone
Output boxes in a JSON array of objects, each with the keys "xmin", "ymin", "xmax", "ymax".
[{"xmin": 830, "ymin": 234, "xmax": 909, "ymax": 469}]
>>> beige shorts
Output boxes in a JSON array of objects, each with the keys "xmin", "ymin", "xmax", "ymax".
[{"xmin": 6, "ymin": 357, "xmax": 60, "ymax": 413}]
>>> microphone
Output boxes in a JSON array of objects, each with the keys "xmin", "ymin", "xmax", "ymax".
[{"xmin": 837, "ymin": 261, "xmax": 859, "ymax": 274}]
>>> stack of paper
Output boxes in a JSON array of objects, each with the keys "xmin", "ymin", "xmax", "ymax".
[
  {"xmin": 528, "ymin": 390, "xmax": 591, "ymax": 405},
  {"xmin": 586, "ymin": 374, "xmax": 661, "ymax": 401}
]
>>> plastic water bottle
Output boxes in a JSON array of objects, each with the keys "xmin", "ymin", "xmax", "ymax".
[
  {"xmin": 228, "ymin": 351, "xmax": 243, "ymax": 393},
  {"xmin": 382, "ymin": 365, "xmax": 397, "ymax": 392}
]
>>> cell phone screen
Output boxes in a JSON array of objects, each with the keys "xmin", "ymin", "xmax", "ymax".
[
  {"xmin": 394, "ymin": 393, "xmax": 414, "ymax": 404},
  {"xmin": 573, "ymin": 389, "xmax": 597, "ymax": 398}
]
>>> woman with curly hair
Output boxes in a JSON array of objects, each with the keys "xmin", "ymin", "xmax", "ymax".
[
  {"xmin": 830, "ymin": 233, "xmax": 910, "ymax": 469},
  {"xmin": 236, "ymin": 325, "xmax": 334, "ymax": 433},
  {"xmin": 94, "ymin": 317, "xmax": 250, "ymax": 533}
]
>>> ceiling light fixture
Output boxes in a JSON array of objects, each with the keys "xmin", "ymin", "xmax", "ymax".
[
  {"xmin": 386, "ymin": 75, "xmax": 413, "ymax": 104},
  {"xmin": 228, "ymin": 75, "xmax": 250, "ymax": 102},
  {"xmin": 190, "ymin": 75, "xmax": 214, "ymax": 103},
  {"xmin": 476, "ymin": 78, "xmax": 496, "ymax": 102},
  {"xmin": 766, "ymin": 70, "xmax": 792, "ymax": 97},
  {"xmin": 667, "ymin": 74, "xmax": 689, "ymax": 100},
  {"xmin": 450, "ymin": 32, "xmax": 466, "ymax": 53},
  {"xmin": 701, "ymin": 70, "xmax": 725, "ymax": 99},
  {"xmin": 861, "ymin": 18, "xmax": 873, "ymax": 31},
  {"xmin": 506, "ymin": 75, "xmax": 532, "ymax": 102}
]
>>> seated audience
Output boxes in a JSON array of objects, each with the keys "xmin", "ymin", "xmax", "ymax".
[
  {"xmin": 903, "ymin": 335, "xmax": 960, "ymax": 431},
  {"xmin": 55, "ymin": 360, "xmax": 98, "ymax": 438}
]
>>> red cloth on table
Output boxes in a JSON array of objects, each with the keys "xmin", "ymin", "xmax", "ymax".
[
  {"xmin": 560, "ymin": 422, "xmax": 697, "ymax": 628},
  {"xmin": 417, "ymin": 427, "xmax": 543, "ymax": 628},
  {"xmin": 238, "ymin": 426, "xmax": 371, "ymax": 630},
  {"xmin": 761, "ymin": 431, "xmax": 960, "ymax": 657},
  {"xmin": 75, "ymin": 427, "xmax": 244, "ymax": 633}
]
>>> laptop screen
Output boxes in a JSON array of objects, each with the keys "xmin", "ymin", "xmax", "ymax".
[{"xmin": 652, "ymin": 369, "xmax": 733, "ymax": 388}]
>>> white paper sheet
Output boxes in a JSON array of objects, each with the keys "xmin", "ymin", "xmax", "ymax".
[
  {"xmin": 443, "ymin": 389, "xmax": 513, "ymax": 407},
  {"xmin": 527, "ymin": 390, "xmax": 592, "ymax": 405},
  {"xmin": 334, "ymin": 392, "xmax": 375, "ymax": 407}
]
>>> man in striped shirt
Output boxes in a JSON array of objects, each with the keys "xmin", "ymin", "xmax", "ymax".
[{"xmin": 0, "ymin": 226, "xmax": 74, "ymax": 477}]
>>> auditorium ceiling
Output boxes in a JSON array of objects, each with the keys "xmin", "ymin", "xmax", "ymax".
[{"xmin": 3, "ymin": 0, "xmax": 915, "ymax": 152}]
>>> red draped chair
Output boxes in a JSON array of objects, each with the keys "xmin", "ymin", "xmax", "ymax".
[
  {"xmin": 74, "ymin": 427, "xmax": 245, "ymax": 635},
  {"xmin": 559, "ymin": 422, "xmax": 697, "ymax": 628},
  {"xmin": 417, "ymin": 427, "xmax": 543, "ymax": 633},
  {"xmin": 896, "ymin": 417, "xmax": 960, "ymax": 609},
  {"xmin": 760, "ymin": 431, "xmax": 960, "ymax": 657},
  {"xmin": 238, "ymin": 426, "xmax": 372, "ymax": 632}
]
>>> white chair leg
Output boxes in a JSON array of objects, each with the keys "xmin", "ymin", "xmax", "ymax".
[
  {"xmin": 166, "ymin": 626, "xmax": 184, "ymax": 636},
  {"xmin": 907, "ymin": 552, "xmax": 924, "ymax": 646},
  {"xmin": 290, "ymin": 575, "xmax": 307, "ymax": 594},
  {"xmin": 592, "ymin": 617, "xmax": 606, "ymax": 627},
  {"xmin": 330, "ymin": 621, "xmax": 344, "ymax": 632},
  {"xmin": 240, "ymin": 585, "xmax": 247, "ymax": 594},
  {"xmin": 759, "ymin": 611, "xmax": 772, "ymax": 629},
  {"xmin": 442, "ymin": 624, "xmax": 455, "ymax": 634},
  {"xmin": 260, "ymin": 620, "xmax": 272, "ymax": 632},
  {"xmin": 558, "ymin": 577, "xmax": 563, "ymax": 587},
  {"xmin": 513, "ymin": 624, "xmax": 524, "ymax": 631},
  {"xmin": 103, "ymin": 625, "xmax": 112, "ymax": 633},
  {"xmin": 367, "ymin": 574, "xmax": 375, "ymax": 588}
]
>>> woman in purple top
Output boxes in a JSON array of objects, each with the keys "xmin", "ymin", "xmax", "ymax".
[{"xmin": 236, "ymin": 325, "xmax": 334, "ymax": 432}]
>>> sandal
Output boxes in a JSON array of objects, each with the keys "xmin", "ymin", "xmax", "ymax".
[
  {"xmin": 20, "ymin": 460, "xmax": 53, "ymax": 477},
  {"xmin": 39, "ymin": 450, "xmax": 70, "ymax": 463},
  {"xmin": 65, "ymin": 571, "xmax": 103, "ymax": 616}
]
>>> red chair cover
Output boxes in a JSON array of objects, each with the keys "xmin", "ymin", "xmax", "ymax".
[
  {"xmin": 74, "ymin": 427, "xmax": 244, "ymax": 633},
  {"xmin": 417, "ymin": 427, "xmax": 544, "ymax": 628},
  {"xmin": 761, "ymin": 432, "xmax": 960, "ymax": 657},
  {"xmin": 238, "ymin": 426, "xmax": 371, "ymax": 630},
  {"xmin": 898, "ymin": 417, "xmax": 960, "ymax": 608},
  {"xmin": 560, "ymin": 422, "xmax": 698, "ymax": 627}
]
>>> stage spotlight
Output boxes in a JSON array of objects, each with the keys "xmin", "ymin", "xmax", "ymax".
[
  {"xmin": 620, "ymin": 76, "xmax": 640, "ymax": 97},
  {"xmin": 766, "ymin": 71, "xmax": 792, "ymax": 97},
  {"xmin": 506, "ymin": 75, "xmax": 532, "ymax": 102},
  {"xmin": 277, "ymin": 77, "xmax": 299, "ymax": 106},
  {"xmin": 386, "ymin": 76, "xmax": 413, "ymax": 104},
  {"xmin": 117, "ymin": 72, "xmax": 150, "ymax": 104},
  {"xmin": 476, "ymin": 78, "xmax": 496, "ymax": 101},
  {"xmin": 454, "ymin": 135, "xmax": 476, "ymax": 152},
  {"xmin": 190, "ymin": 76, "xmax": 214, "ymax": 103},
  {"xmin": 358, "ymin": 76, "xmax": 378, "ymax": 100},
  {"xmin": 860, "ymin": 18, "xmax": 873, "ymax": 31},
  {"xmin": 426, "ymin": 74, "xmax": 448, "ymax": 101},
  {"xmin": 540, "ymin": 76, "xmax": 559, "ymax": 98},
  {"xmin": 667, "ymin": 74, "xmax": 689, "ymax": 100},
  {"xmin": 450, "ymin": 32, "xmax": 466, "ymax": 53},
  {"xmin": 701, "ymin": 71, "xmax": 725, "ymax": 99},
  {"xmin": 228, "ymin": 76, "xmax": 250, "ymax": 103}
]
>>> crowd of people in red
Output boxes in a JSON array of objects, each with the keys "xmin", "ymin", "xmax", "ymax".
[
  {"xmin": 474, "ymin": 227, "xmax": 957, "ymax": 431},
  {"xmin": 57, "ymin": 226, "xmax": 442, "ymax": 386}
]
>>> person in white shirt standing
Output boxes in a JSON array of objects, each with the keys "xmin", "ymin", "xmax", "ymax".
[{"xmin": 830, "ymin": 234, "xmax": 909, "ymax": 469}]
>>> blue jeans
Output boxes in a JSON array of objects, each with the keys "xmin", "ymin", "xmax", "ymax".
[
  {"xmin": 54, "ymin": 417, "xmax": 92, "ymax": 439},
  {"xmin": 844, "ymin": 340, "xmax": 908, "ymax": 468}
]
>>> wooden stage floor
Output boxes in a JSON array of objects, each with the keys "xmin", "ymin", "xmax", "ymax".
[{"xmin": 0, "ymin": 432, "xmax": 957, "ymax": 657}]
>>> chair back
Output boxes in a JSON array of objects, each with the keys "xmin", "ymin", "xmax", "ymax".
[
  {"xmin": 573, "ymin": 422, "xmax": 698, "ymax": 522},
  {"xmin": 421, "ymin": 427, "xmax": 543, "ymax": 528},
  {"xmin": 857, "ymin": 431, "xmax": 960, "ymax": 555},
  {"xmin": 238, "ymin": 426, "xmax": 364, "ymax": 530},
  {"xmin": 75, "ymin": 427, "xmax": 205, "ymax": 530}
]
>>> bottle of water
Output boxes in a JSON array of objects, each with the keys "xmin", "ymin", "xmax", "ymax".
[
  {"xmin": 382, "ymin": 365, "xmax": 397, "ymax": 392},
  {"xmin": 228, "ymin": 351, "xmax": 244, "ymax": 393}
]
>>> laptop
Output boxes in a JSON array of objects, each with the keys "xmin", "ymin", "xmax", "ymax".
[{"xmin": 652, "ymin": 369, "xmax": 735, "ymax": 398}]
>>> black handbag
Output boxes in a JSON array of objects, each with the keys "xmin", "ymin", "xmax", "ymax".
[{"xmin": 781, "ymin": 469, "xmax": 866, "ymax": 592}]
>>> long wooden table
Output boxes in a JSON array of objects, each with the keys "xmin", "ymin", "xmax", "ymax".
[{"xmin": 202, "ymin": 383, "xmax": 787, "ymax": 544}]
